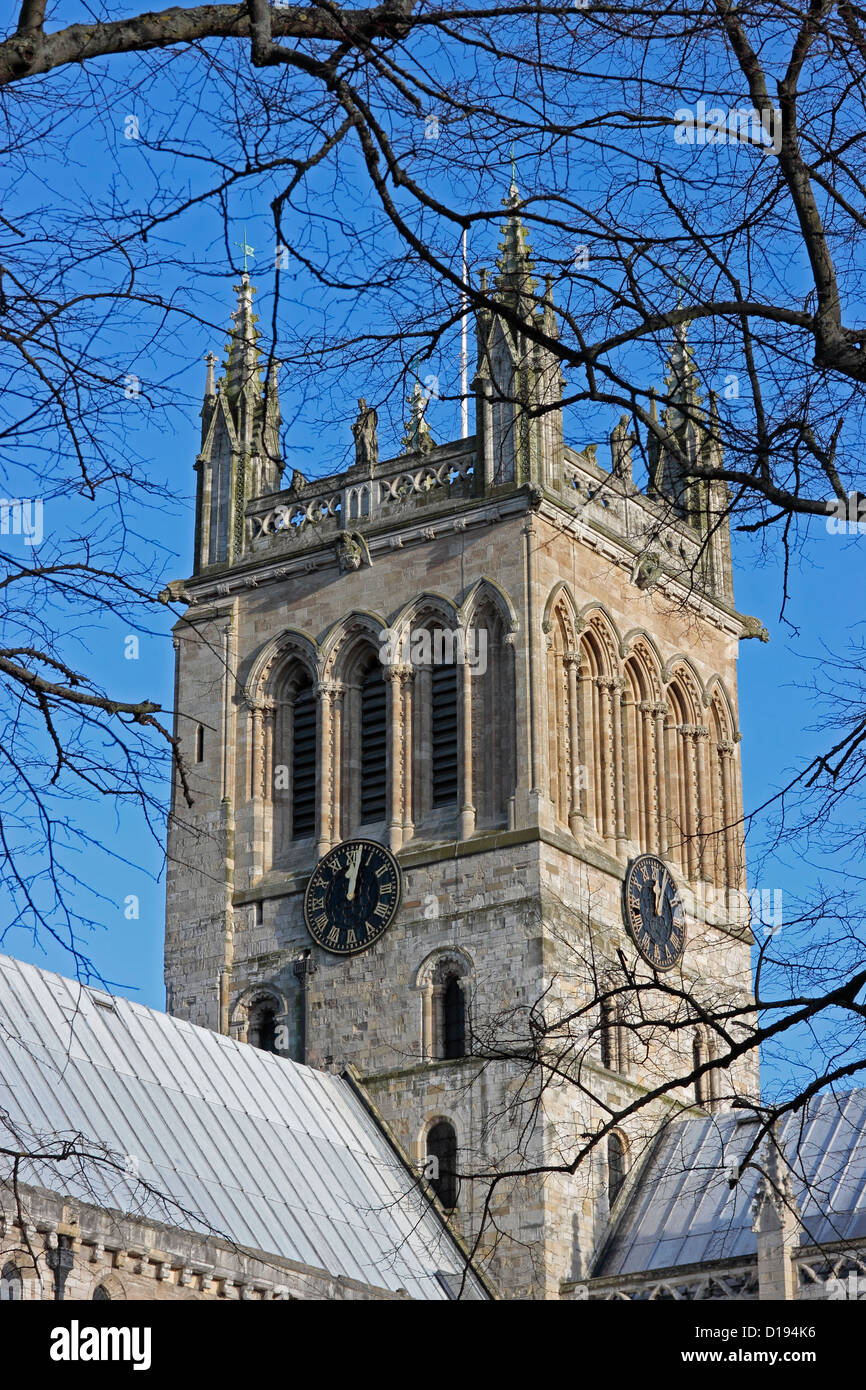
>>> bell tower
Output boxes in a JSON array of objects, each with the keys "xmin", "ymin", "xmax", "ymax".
[{"xmin": 164, "ymin": 191, "xmax": 758, "ymax": 1298}]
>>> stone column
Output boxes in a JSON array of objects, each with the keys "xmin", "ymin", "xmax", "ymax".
[
  {"xmin": 694, "ymin": 724, "xmax": 711, "ymax": 880},
  {"xmin": 683, "ymin": 725, "xmax": 699, "ymax": 882},
  {"xmin": 481, "ymin": 382, "xmax": 495, "ymax": 490},
  {"xmin": 315, "ymin": 680, "xmax": 334, "ymax": 859},
  {"xmin": 385, "ymin": 665, "xmax": 405, "ymax": 852},
  {"xmin": 611, "ymin": 678, "xmax": 626, "ymax": 846},
  {"xmin": 402, "ymin": 668, "xmax": 415, "ymax": 842},
  {"xmin": 637, "ymin": 701, "xmax": 655, "ymax": 852},
  {"xmin": 752, "ymin": 1138, "xmax": 802, "ymax": 1301},
  {"xmin": 459, "ymin": 650, "xmax": 476, "ymax": 840},
  {"xmin": 595, "ymin": 677, "xmax": 613, "ymax": 840},
  {"xmin": 505, "ymin": 632, "xmax": 518, "ymax": 830},
  {"xmin": 249, "ymin": 701, "xmax": 264, "ymax": 878},
  {"xmin": 330, "ymin": 682, "xmax": 344, "ymax": 846},
  {"xmin": 565, "ymin": 651, "xmax": 583, "ymax": 839},
  {"xmin": 653, "ymin": 702, "xmax": 668, "ymax": 856},
  {"xmin": 718, "ymin": 741, "xmax": 737, "ymax": 888}
]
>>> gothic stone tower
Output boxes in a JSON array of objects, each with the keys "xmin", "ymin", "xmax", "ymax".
[{"xmin": 164, "ymin": 195, "xmax": 759, "ymax": 1299}]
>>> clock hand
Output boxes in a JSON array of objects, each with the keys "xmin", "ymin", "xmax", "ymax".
[{"xmin": 345, "ymin": 847, "xmax": 363, "ymax": 901}]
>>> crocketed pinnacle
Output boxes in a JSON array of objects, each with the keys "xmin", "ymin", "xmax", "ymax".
[
  {"xmin": 663, "ymin": 318, "xmax": 704, "ymax": 433},
  {"xmin": 494, "ymin": 181, "xmax": 537, "ymax": 320},
  {"xmin": 224, "ymin": 272, "xmax": 262, "ymax": 405}
]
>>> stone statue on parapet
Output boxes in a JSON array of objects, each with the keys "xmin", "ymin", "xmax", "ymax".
[
  {"xmin": 610, "ymin": 414, "xmax": 637, "ymax": 481},
  {"xmin": 352, "ymin": 398, "xmax": 379, "ymax": 472},
  {"xmin": 401, "ymin": 380, "xmax": 435, "ymax": 455}
]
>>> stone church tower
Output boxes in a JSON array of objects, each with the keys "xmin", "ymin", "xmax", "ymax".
[{"xmin": 164, "ymin": 185, "xmax": 759, "ymax": 1298}]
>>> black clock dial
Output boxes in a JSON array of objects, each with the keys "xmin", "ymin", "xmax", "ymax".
[
  {"xmin": 303, "ymin": 838, "xmax": 402, "ymax": 956},
  {"xmin": 623, "ymin": 854, "xmax": 686, "ymax": 970}
]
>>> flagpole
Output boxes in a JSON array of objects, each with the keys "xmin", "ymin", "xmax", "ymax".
[{"xmin": 460, "ymin": 228, "xmax": 469, "ymax": 440}]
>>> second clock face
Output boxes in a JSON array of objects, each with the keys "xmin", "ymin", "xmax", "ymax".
[
  {"xmin": 303, "ymin": 838, "xmax": 402, "ymax": 955},
  {"xmin": 623, "ymin": 854, "xmax": 686, "ymax": 970}
]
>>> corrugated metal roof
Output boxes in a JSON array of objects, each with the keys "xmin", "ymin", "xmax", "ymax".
[
  {"xmin": 597, "ymin": 1089, "xmax": 866, "ymax": 1277},
  {"xmin": 0, "ymin": 954, "xmax": 487, "ymax": 1299}
]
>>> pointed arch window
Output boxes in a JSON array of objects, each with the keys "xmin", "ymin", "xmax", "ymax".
[
  {"xmin": 426, "ymin": 1121, "xmax": 459, "ymax": 1209},
  {"xmin": 92, "ymin": 1284, "xmax": 111, "ymax": 1301}
]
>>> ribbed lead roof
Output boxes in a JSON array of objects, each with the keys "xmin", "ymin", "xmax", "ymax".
[
  {"xmin": 597, "ymin": 1089, "xmax": 866, "ymax": 1277},
  {"xmin": 0, "ymin": 954, "xmax": 486, "ymax": 1299}
]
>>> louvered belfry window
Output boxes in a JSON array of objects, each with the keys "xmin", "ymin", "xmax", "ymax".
[
  {"xmin": 431, "ymin": 661, "xmax": 458, "ymax": 806},
  {"xmin": 291, "ymin": 681, "xmax": 316, "ymax": 838},
  {"xmin": 360, "ymin": 665, "xmax": 387, "ymax": 821}
]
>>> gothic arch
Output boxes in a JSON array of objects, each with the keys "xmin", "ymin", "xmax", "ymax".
[
  {"xmin": 576, "ymin": 602, "xmax": 623, "ymax": 677},
  {"xmin": 245, "ymin": 628, "xmax": 320, "ymax": 705},
  {"xmin": 621, "ymin": 639, "xmax": 663, "ymax": 853},
  {"xmin": 459, "ymin": 576, "xmax": 519, "ymax": 634},
  {"xmin": 620, "ymin": 632, "xmax": 664, "ymax": 701},
  {"xmin": 319, "ymin": 613, "xmax": 391, "ymax": 844},
  {"xmin": 662, "ymin": 655, "xmax": 706, "ymax": 713},
  {"xmin": 663, "ymin": 665, "xmax": 706, "ymax": 880},
  {"xmin": 466, "ymin": 585, "xmax": 516, "ymax": 830},
  {"xmin": 389, "ymin": 591, "xmax": 460, "ymax": 645},
  {"xmin": 320, "ymin": 610, "xmax": 389, "ymax": 680},
  {"xmin": 542, "ymin": 580, "xmax": 579, "ymax": 644},
  {"xmin": 705, "ymin": 675, "xmax": 737, "ymax": 736},
  {"xmin": 389, "ymin": 595, "xmax": 462, "ymax": 834},
  {"xmin": 546, "ymin": 588, "xmax": 581, "ymax": 832},
  {"xmin": 576, "ymin": 607, "xmax": 623, "ymax": 841},
  {"xmin": 245, "ymin": 631, "xmax": 319, "ymax": 871}
]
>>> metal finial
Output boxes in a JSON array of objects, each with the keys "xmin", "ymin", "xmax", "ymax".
[{"xmin": 236, "ymin": 227, "xmax": 255, "ymax": 272}]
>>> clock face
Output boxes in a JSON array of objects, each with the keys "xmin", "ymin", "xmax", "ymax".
[
  {"xmin": 623, "ymin": 855, "xmax": 686, "ymax": 970},
  {"xmin": 303, "ymin": 838, "xmax": 402, "ymax": 956}
]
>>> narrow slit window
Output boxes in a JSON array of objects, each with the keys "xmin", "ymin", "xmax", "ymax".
[{"xmin": 194, "ymin": 724, "xmax": 204, "ymax": 763}]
